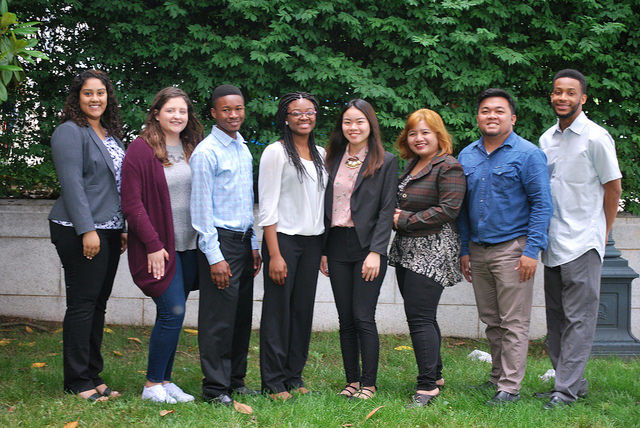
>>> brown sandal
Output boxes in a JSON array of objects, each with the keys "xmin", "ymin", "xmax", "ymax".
[{"xmin": 338, "ymin": 384, "xmax": 359, "ymax": 398}]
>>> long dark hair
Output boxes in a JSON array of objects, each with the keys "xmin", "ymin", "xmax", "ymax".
[
  {"xmin": 140, "ymin": 87, "xmax": 204, "ymax": 166},
  {"xmin": 61, "ymin": 69, "xmax": 122, "ymax": 139},
  {"xmin": 326, "ymin": 99, "xmax": 384, "ymax": 177},
  {"xmin": 275, "ymin": 91, "xmax": 325, "ymax": 187}
]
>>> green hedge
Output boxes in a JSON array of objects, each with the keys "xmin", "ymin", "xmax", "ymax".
[{"xmin": 3, "ymin": 0, "xmax": 639, "ymax": 212}]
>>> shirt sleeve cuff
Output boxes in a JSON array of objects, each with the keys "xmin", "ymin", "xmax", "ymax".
[
  {"xmin": 205, "ymin": 248, "xmax": 225, "ymax": 266},
  {"xmin": 251, "ymin": 233, "xmax": 259, "ymax": 251},
  {"xmin": 522, "ymin": 245, "xmax": 540, "ymax": 260}
]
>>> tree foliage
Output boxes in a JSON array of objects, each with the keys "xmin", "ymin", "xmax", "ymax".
[{"xmin": 3, "ymin": 0, "xmax": 640, "ymax": 212}]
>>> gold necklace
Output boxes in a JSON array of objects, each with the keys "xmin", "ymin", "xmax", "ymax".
[{"xmin": 345, "ymin": 156, "xmax": 362, "ymax": 169}]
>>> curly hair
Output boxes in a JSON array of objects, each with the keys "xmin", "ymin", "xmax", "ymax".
[
  {"xmin": 326, "ymin": 99, "xmax": 384, "ymax": 178},
  {"xmin": 140, "ymin": 87, "xmax": 204, "ymax": 166},
  {"xmin": 275, "ymin": 91, "xmax": 326, "ymax": 188},
  {"xmin": 395, "ymin": 109, "xmax": 453, "ymax": 160},
  {"xmin": 61, "ymin": 69, "xmax": 123, "ymax": 139}
]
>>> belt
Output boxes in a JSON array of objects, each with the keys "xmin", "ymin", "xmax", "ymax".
[
  {"xmin": 216, "ymin": 227, "xmax": 253, "ymax": 242},
  {"xmin": 472, "ymin": 241, "xmax": 502, "ymax": 248}
]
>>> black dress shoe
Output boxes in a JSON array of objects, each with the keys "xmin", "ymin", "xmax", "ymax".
[
  {"xmin": 535, "ymin": 390, "xmax": 586, "ymax": 399},
  {"xmin": 408, "ymin": 392, "xmax": 439, "ymax": 408},
  {"xmin": 544, "ymin": 395, "xmax": 572, "ymax": 410},
  {"xmin": 487, "ymin": 390, "xmax": 520, "ymax": 406},
  {"xmin": 204, "ymin": 393, "xmax": 234, "ymax": 406},
  {"xmin": 231, "ymin": 386, "xmax": 259, "ymax": 396}
]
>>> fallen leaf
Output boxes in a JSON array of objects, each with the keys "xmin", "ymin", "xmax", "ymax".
[
  {"xmin": 394, "ymin": 345, "xmax": 413, "ymax": 351},
  {"xmin": 159, "ymin": 409, "xmax": 175, "ymax": 417},
  {"xmin": 8, "ymin": 406, "xmax": 15, "ymax": 412},
  {"xmin": 137, "ymin": 370, "xmax": 147, "ymax": 374},
  {"xmin": 104, "ymin": 328, "xmax": 114, "ymax": 334},
  {"xmin": 47, "ymin": 353, "xmax": 58, "ymax": 357},
  {"xmin": 453, "ymin": 341, "xmax": 466, "ymax": 346},
  {"xmin": 233, "ymin": 401, "xmax": 253, "ymax": 414},
  {"xmin": 184, "ymin": 328, "xmax": 198, "ymax": 335},
  {"xmin": 113, "ymin": 351, "xmax": 123, "ymax": 357},
  {"xmin": 342, "ymin": 424, "xmax": 354, "ymax": 427},
  {"xmin": 20, "ymin": 342, "xmax": 35, "ymax": 347},
  {"xmin": 128, "ymin": 337, "xmax": 142, "ymax": 344},
  {"xmin": 53, "ymin": 328, "xmax": 63, "ymax": 334},
  {"xmin": 25, "ymin": 326, "xmax": 33, "ymax": 333},
  {"xmin": 0, "ymin": 339, "xmax": 10, "ymax": 346},
  {"xmin": 63, "ymin": 422, "xmax": 79, "ymax": 428},
  {"xmin": 31, "ymin": 362, "xmax": 47, "ymax": 368},
  {"xmin": 363, "ymin": 405, "xmax": 385, "ymax": 421}
]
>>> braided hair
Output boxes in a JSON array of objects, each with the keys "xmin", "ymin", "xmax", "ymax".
[{"xmin": 275, "ymin": 91, "xmax": 326, "ymax": 188}]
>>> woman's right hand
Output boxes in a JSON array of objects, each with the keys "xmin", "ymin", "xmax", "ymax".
[
  {"xmin": 148, "ymin": 248, "xmax": 169, "ymax": 280},
  {"xmin": 82, "ymin": 230, "xmax": 100, "ymax": 259},
  {"xmin": 320, "ymin": 255, "xmax": 329, "ymax": 277},
  {"xmin": 269, "ymin": 254, "xmax": 288, "ymax": 285}
]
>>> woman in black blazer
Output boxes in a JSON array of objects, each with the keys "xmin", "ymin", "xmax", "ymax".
[
  {"xmin": 320, "ymin": 99, "xmax": 398, "ymax": 400},
  {"xmin": 48, "ymin": 70, "xmax": 126, "ymax": 402}
]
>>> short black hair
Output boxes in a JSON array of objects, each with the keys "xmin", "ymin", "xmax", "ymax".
[
  {"xmin": 552, "ymin": 69, "xmax": 587, "ymax": 94},
  {"xmin": 476, "ymin": 88, "xmax": 516, "ymax": 115},
  {"xmin": 210, "ymin": 84, "xmax": 243, "ymax": 108}
]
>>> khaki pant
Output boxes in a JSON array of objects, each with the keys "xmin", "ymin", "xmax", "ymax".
[{"xmin": 470, "ymin": 237, "xmax": 534, "ymax": 394}]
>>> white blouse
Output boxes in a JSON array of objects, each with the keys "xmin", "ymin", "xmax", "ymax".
[{"xmin": 258, "ymin": 141, "xmax": 327, "ymax": 236}]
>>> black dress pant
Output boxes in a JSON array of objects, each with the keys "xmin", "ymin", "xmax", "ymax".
[
  {"xmin": 49, "ymin": 221, "xmax": 121, "ymax": 394},
  {"xmin": 327, "ymin": 227, "xmax": 386, "ymax": 388},
  {"xmin": 396, "ymin": 266, "xmax": 444, "ymax": 391},
  {"xmin": 260, "ymin": 233, "xmax": 323, "ymax": 393},
  {"xmin": 198, "ymin": 229, "xmax": 254, "ymax": 398}
]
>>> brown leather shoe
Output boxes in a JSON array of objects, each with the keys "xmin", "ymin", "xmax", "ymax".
[{"xmin": 269, "ymin": 391, "xmax": 293, "ymax": 401}]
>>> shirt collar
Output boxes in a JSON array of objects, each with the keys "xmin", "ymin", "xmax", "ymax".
[
  {"xmin": 211, "ymin": 125, "xmax": 245, "ymax": 147},
  {"xmin": 473, "ymin": 131, "xmax": 517, "ymax": 153},
  {"xmin": 552, "ymin": 111, "xmax": 588, "ymax": 136}
]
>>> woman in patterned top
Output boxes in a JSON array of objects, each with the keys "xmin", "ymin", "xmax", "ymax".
[
  {"xmin": 389, "ymin": 108, "xmax": 466, "ymax": 407},
  {"xmin": 121, "ymin": 87, "xmax": 203, "ymax": 403},
  {"xmin": 48, "ymin": 70, "xmax": 126, "ymax": 402}
]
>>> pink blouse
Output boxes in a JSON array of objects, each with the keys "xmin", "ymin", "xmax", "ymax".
[{"xmin": 331, "ymin": 146, "xmax": 368, "ymax": 227}]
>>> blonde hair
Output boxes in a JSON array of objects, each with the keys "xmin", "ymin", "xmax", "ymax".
[{"xmin": 395, "ymin": 109, "xmax": 453, "ymax": 160}]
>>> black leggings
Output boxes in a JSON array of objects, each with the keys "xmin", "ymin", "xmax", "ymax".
[
  {"xmin": 327, "ymin": 227, "xmax": 386, "ymax": 387},
  {"xmin": 396, "ymin": 266, "xmax": 444, "ymax": 391}
]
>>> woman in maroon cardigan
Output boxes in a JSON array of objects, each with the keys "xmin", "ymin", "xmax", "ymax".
[{"xmin": 121, "ymin": 87, "xmax": 203, "ymax": 403}]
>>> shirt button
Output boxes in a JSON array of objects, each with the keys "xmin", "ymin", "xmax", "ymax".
[
  {"xmin": 480, "ymin": 199, "xmax": 484, "ymax": 202},
  {"xmin": 402, "ymin": 193, "xmax": 407, "ymax": 198},
  {"xmin": 482, "ymin": 177, "xmax": 485, "ymax": 181}
]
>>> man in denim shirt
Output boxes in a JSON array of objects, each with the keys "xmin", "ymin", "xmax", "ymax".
[{"xmin": 457, "ymin": 88, "xmax": 553, "ymax": 406}]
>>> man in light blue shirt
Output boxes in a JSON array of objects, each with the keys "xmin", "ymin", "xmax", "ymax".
[
  {"xmin": 190, "ymin": 85, "xmax": 261, "ymax": 406},
  {"xmin": 457, "ymin": 88, "xmax": 553, "ymax": 406}
]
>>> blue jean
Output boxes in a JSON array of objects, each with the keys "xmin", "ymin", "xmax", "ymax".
[{"xmin": 146, "ymin": 250, "xmax": 197, "ymax": 383}]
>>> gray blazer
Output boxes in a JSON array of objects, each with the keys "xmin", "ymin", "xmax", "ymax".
[{"xmin": 48, "ymin": 121, "xmax": 124, "ymax": 235}]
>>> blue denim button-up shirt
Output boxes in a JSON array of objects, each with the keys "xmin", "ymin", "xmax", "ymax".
[{"xmin": 457, "ymin": 131, "xmax": 553, "ymax": 259}]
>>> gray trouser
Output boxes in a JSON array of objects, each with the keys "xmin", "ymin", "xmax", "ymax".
[
  {"xmin": 470, "ymin": 237, "xmax": 534, "ymax": 394},
  {"xmin": 544, "ymin": 249, "xmax": 601, "ymax": 402}
]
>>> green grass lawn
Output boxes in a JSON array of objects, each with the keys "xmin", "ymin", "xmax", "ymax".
[{"xmin": 0, "ymin": 316, "xmax": 638, "ymax": 427}]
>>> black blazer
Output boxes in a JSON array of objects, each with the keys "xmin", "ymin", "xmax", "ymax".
[
  {"xmin": 324, "ymin": 150, "xmax": 398, "ymax": 256},
  {"xmin": 48, "ymin": 121, "xmax": 124, "ymax": 235}
]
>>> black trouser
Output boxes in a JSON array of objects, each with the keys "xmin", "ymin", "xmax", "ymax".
[
  {"xmin": 396, "ymin": 266, "xmax": 444, "ymax": 391},
  {"xmin": 49, "ymin": 221, "xmax": 121, "ymax": 394},
  {"xmin": 260, "ymin": 233, "xmax": 323, "ymax": 393},
  {"xmin": 327, "ymin": 227, "xmax": 385, "ymax": 388},
  {"xmin": 198, "ymin": 229, "xmax": 254, "ymax": 398}
]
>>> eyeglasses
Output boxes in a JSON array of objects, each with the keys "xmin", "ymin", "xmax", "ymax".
[{"xmin": 287, "ymin": 110, "xmax": 317, "ymax": 118}]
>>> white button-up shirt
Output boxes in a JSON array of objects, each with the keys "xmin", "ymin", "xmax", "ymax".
[{"xmin": 539, "ymin": 112, "xmax": 621, "ymax": 267}]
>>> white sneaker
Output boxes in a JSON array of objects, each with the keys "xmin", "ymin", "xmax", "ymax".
[
  {"xmin": 142, "ymin": 384, "xmax": 177, "ymax": 403},
  {"xmin": 163, "ymin": 382, "xmax": 194, "ymax": 402}
]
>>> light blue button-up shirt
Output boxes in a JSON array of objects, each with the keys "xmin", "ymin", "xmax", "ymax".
[
  {"xmin": 190, "ymin": 125, "xmax": 258, "ymax": 265},
  {"xmin": 457, "ymin": 131, "xmax": 553, "ymax": 259}
]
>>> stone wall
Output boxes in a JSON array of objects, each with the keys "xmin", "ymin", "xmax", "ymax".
[{"xmin": 1, "ymin": 199, "xmax": 639, "ymax": 339}]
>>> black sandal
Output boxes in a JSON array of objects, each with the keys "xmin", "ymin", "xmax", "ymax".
[
  {"xmin": 350, "ymin": 387, "xmax": 375, "ymax": 400},
  {"xmin": 338, "ymin": 384, "xmax": 359, "ymax": 398}
]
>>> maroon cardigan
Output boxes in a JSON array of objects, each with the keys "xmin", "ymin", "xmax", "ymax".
[{"xmin": 121, "ymin": 137, "xmax": 176, "ymax": 297}]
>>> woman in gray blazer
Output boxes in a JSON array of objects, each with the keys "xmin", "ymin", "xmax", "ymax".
[
  {"xmin": 48, "ymin": 70, "xmax": 126, "ymax": 402},
  {"xmin": 321, "ymin": 99, "xmax": 398, "ymax": 400}
]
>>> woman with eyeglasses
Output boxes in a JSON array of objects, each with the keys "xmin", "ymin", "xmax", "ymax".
[
  {"xmin": 258, "ymin": 92, "xmax": 327, "ymax": 401},
  {"xmin": 48, "ymin": 69, "xmax": 126, "ymax": 402},
  {"xmin": 320, "ymin": 99, "xmax": 398, "ymax": 400}
]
